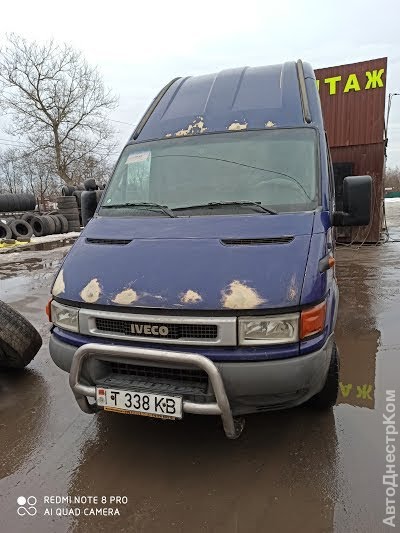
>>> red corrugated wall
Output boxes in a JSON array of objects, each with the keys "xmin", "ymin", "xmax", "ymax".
[{"xmin": 315, "ymin": 58, "xmax": 387, "ymax": 242}]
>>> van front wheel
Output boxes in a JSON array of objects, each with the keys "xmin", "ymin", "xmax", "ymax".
[{"xmin": 308, "ymin": 342, "xmax": 339, "ymax": 409}]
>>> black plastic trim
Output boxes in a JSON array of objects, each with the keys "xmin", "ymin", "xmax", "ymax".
[
  {"xmin": 53, "ymin": 295, "xmax": 327, "ymax": 317},
  {"xmin": 220, "ymin": 236, "xmax": 294, "ymax": 246},
  {"xmin": 296, "ymin": 60, "xmax": 312, "ymax": 124}
]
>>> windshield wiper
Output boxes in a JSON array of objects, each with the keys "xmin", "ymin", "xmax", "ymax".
[
  {"xmin": 174, "ymin": 201, "xmax": 277, "ymax": 215},
  {"xmin": 102, "ymin": 202, "xmax": 176, "ymax": 218}
]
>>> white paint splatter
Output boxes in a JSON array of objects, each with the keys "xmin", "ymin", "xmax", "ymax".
[
  {"xmin": 227, "ymin": 121, "xmax": 248, "ymax": 131},
  {"xmin": 80, "ymin": 278, "xmax": 101, "ymax": 303},
  {"xmin": 112, "ymin": 288, "xmax": 138, "ymax": 305},
  {"xmin": 52, "ymin": 269, "xmax": 65, "ymax": 296},
  {"xmin": 180, "ymin": 290, "xmax": 202, "ymax": 304},
  {"xmin": 175, "ymin": 117, "xmax": 207, "ymax": 136},
  {"xmin": 221, "ymin": 280, "xmax": 266, "ymax": 309},
  {"xmin": 265, "ymin": 121, "xmax": 276, "ymax": 128}
]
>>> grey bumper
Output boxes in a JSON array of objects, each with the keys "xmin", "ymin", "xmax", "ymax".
[{"xmin": 49, "ymin": 333, "xmax": 333, "ymax": 437}]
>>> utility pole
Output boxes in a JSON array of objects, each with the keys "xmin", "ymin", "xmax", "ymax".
[{"xmin": 385, "ymin": 93, "xmax": 400, "ymax": 155}]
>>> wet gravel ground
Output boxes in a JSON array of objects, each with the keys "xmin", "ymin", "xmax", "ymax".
[{"xmin": 0, "ymin": 203, "xmax": 400, "ymax": 533}]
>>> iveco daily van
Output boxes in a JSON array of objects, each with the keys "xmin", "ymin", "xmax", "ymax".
[{"xmin": 48, "ymin": 60, "xmax": 372, "ymax": 438}]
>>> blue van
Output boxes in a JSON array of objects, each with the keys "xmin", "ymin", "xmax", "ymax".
[{"xmin": 49, "ymin": 61, "xmax": 371, "ymax": 438}]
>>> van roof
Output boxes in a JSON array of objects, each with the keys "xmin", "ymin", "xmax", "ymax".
[{"xmin": 131, "ymin": 61, "xmax": 322, "ymax": 143}]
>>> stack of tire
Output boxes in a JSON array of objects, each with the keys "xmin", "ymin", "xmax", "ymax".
[
  {"xmin": 56, "ymin": 195, "xmax": 81, "ymax": 232},
  {"xmin": 0, "ymin": 213, "xmax": 69, "ymax": 241},
  {"xmin": 81, "ymin": 178, "xmax": 104, "ymax": 226},
  {"xmin": 28, "ymin": 214, "xmax": 69, "ymax": 237},
  {"xmin": 0, "ymin": 193, "xmax": 36, "ymax": 213}
]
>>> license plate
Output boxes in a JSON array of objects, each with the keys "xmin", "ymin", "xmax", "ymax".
[{"xmin": 96, "ymin": 387, "xmax": 183, "ymax": 420}]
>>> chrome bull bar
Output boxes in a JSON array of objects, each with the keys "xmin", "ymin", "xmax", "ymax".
[{"xmin": 69, "ymin": 343, "xmax": 245, "ymax": 439}]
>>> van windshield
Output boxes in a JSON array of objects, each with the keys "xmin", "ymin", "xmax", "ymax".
[{"xmin": 100, "ymin": 128, "xmax": 319, "ymax": 216}]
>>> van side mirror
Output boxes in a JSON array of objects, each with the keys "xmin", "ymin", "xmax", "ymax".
[{"xmin": 333, "ymin": 175, "xmax": 372, "ymax": 227}]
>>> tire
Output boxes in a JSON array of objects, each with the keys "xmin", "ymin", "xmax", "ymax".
[
  {"xmin": 0, "ymin": 300, "xmax": 42, "ymax": 368},
  {"xmin": 41, "ymin": 215, "xmax": 56, "ymax": 235},
  {"xmin": 56, "ymin": 214, "xmax": 69, "ymax": 233},
  {"xmin": 72, "ymin": 190, "xmax": 82, "ymax": 207},
  {"xmin": 49, "ymin": 214, "xmax": 62, "ymax": 234},
  {"xmin": 84, "ymin": 178, "xmax": 97, "ymax": 191},
  {"xmin": 21, "ymin": 194, "xmax": 35, "ymax": 211},
  {"xmin": 0, "ymin": 194, "xmax": 11, "ymax": 212},
  {"xmin": 58, "ymin": 206, "xmax": 77, "ymax": 215},
  {"xmin": 9, "ymin": 219, "xmax": 33, "ymax": 240},
  {"xmin": 0, "ymin": 222, "xmax": 12, "ymax": 239},
  {"xmin": 57, "ymin": 196, "xmax": 78, "ymax": 209},
  {"xmin": 62, "ymin": 185, "xmax": 75, "ymax": 196},
  {"xmin": 64, "ymin": 215, "xmax": 79, "ymax": 222},
  {"xmin": 58, "ymin": 207, "xmax": 80, "ymax": 232},
  {"xmin": 30, "ymin": 215, "xmax": 45, "ymax": 237},
  {"xmin": 65, "ymin": 217, "xmax": 81, "ymax": 230},
  {"xmin": 308, "ymin": 342, "xmax": 339, "ymax": 409},
  {"xmin": 0, "ymin": 193, "xmax": 36, "ymax": 212},
  {"xmin": 81, "ymin": 190, "xmax": 98, "ymax": 226},
  {"xmin": 21, "ymin": 212, "xmax": 35, "ymax": 225}
]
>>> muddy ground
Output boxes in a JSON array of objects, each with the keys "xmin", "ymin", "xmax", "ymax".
[{"xmin": 0, "ymin": 202, "xmax": 399, "ymax": 533}]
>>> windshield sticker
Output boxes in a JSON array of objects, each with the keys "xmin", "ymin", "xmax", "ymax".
[
  {"xmin": 126, "ymin": 151, "xmax": 151, "ymax": 164},
  {"xmin": 126, "ymin": 150, "xmax": 151, "ymax": 199}
]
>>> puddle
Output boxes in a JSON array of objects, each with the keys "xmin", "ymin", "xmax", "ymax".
[{"xmin": 0, "ymin": 257, "xmax": 61, "ymax": 280}]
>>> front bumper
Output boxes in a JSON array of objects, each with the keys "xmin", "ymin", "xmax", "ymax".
[{"xmin": 49, "ymin": 333, "xmax": 333, "ymax": 438}]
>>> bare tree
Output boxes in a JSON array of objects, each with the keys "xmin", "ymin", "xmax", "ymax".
[
  {"xmin": 0, "ymin": 147, "xmax": 61, "ymax": 208},
  {"xmin": 0, "ymin": 34, "xmax": 118, "ymax": 186},
  {"xmin": 69, "ymin": 153, "xmax": 112, "ymax": 185},
  {"xmin": 0, "ymin": 147, "xmax": 25, "ymax": 193},
  {"xmin": 19, "ymin": 151, "xmax": 61, "ymax": 207},
  {"xmin": 385, "ymin": 166, "xmax": 400, "ymax": 192}
]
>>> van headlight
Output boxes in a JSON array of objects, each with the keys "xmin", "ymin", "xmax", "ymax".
[
  {"xmin": 51, "ymin": 301, "xmax": 80, "ymax": 332},
  {"xmin": 238, "ymin": 314, "xmax": 299, "ymax": 345}
]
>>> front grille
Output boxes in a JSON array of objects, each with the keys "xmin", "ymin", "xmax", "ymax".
[
  {"xmin": 110, "ymin": 362, "xmax": 208, "ymax": 389},
  {"xmin": 95, "ymin": 318, "xmax": 218, "ymax": 340},
  {"xmin": 97, "ymin": 362, "xmax": 210, "ymax": 398}
]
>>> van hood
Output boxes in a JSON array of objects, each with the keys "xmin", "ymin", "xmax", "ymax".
[{"xmin": 54, "ymin": 213, "xmax": 316, "ymax": 311}]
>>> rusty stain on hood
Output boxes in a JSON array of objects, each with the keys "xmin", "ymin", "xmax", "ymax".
[
  {"xmin": 52, "ymin": 269, "xmax": 65, "ymax": 296},
  {"xmin": 221, "ymin": 280, "xmax": 266, "ymax": 309},
  {"xmin": 80, "ymin": 278, "xmax": 102, "ymax": 304},
  {"xmin": 112, "ymin": 288, "xmax": 139, "ymax": 305},
  {"xmin": 180, "ymin": 290, "xmax": 202, "ymax": 304},
  {"xmin": 227, "ymin": 121, "xmax": 248, "ymax": 131},
  {"xmin": 174, "ymin": 117, "xmax": 207, "ymax": 137}
]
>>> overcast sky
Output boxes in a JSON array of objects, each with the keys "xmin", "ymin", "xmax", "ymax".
[{"xmin": 1, "ymin": 0, "xmax": 399, "ymax": 167}]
